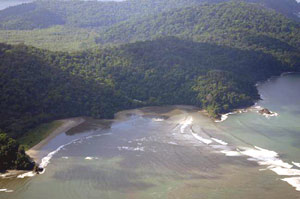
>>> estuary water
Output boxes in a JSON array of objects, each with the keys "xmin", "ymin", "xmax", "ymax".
[{"xmin": 0, "ymin": 74, "xmax": 299, "ymax": 199}]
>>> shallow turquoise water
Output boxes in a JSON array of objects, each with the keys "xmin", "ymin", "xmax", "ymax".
[{"xmin": 218, "ymin": 74, "xmax": 300, "ymax": 161}]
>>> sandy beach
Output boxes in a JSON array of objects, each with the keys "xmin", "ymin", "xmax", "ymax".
[{"xmin": 26, "ymin": 117, "xmax": 85, "ymax": 162}]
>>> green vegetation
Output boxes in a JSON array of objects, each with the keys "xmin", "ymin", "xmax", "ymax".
[
  {"xmin": 0, "ymin": 0, "xmax": 205, "ymax": 30},
  {"xmin": 17, "ymin": 120, "xmax": 63, "ymax": 150},
  {"xmin": 0, "ymin": 2, "xmax": 65, "ymax": 30},
  {"xmin": 0, "ymin": 0, "xmax": 299, "ymax": 158},
  {"xmin": 0, "ymin": 26, "xmax": 100, "ymax": 52},
  {"xmin": 98, "ymin": 1, "xmax": 300, "ymax": 68},
  {"xmin": 0, "ymin": 0, "xmax": 298, "ymax": 52},
  {"xmin": 192, "ymin": 70, "xmax": 258, "ymax": 117},
  {"xmin": 0, "ymin": 0, "xmax": 298, "ymax": 30},
  {"xmin": 0, "ymin": 35, "xmax": 290, "ymax": 138},
  {"xmin": 0, "ymin": 43, "xmax": 131, "ymax": 138},
  {"xmin": 0, "ymin": 132, "xmax": 35, "ymax": 171}
]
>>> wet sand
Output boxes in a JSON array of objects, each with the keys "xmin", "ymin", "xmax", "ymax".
[
  {"xmin": 1, "ymin": 103, "xmax": 300, "ymax": 198},
  {"xmin": 26, "ymin": 117, "xmax": 85, "ymax": 162}
]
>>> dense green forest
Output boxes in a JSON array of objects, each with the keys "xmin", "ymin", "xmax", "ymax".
[
  {"xmin": 0, "ymin": 0, "xmax": 298, "ymax": 30},
  {"xmin": 0, "ymin": 0, "xmax": 298, "ymax": 52},
  {"xmin": 0, "ymin": 43, "xmax": 131, "ymax": 138},
  {"xmin": 0, "ymin": 0, "xmax": 216, "ymax": 30},
  {"xmin": 0, "ymin": 132, "xmax": 35, "ymax": 171},
  {"xmin": 0, "ymin": 26, "xmax": 100, "ymax": 52},
  {"xmin": 0, "ymin": 36, "xmax": 292, "ymax": 139},
  {"xmin": 0, "ymin": 0, "xmax": 299, "ymax": 171},
  {"xmin": 97, "ymin": 1, "xmax": 300, "ymax": 68}
]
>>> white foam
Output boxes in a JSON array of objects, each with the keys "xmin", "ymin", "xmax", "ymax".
[
  {"xmin": 292, "ymin": 162, "xmax": 300, "ymax": 168},
  {"xmin": 152, "ymin": 118, "xmax": 164, "ymax": 122},
  {"xmin": 262, "ymin": 112, "xmax": 279, "ymax": 118},
  {"xmin": 220, "ymin": 150, "xmax": 241, "ymax": 156},
  {"xmin": 191, "ymin": 132, "xmax": 212, "ymax": 145},
  {"xmin": 37, "ymin": 132, "xmax": 112, "ymax": 174},
  {"xmin": 253, "ymin": 106, "xmax": 279, "ymax": 118},
  {"xmin": 270, "ymin": 167, "xmax": 300, "ymax": 176},
  {"xmin": 282, "ymin": 177, "xmax": 300, "ymax": 191},
  {"xmin": 254, "ymin": 105, "xmax": 263, "ymax": 109},
  {"xmin": 211, "ymin": 138, "xmax": 228, "ymax": 145},
  {"xmin": 215, "ymin": 114, "xmax": 228, "ymax": 123},
  {"xmin": 240, "ymin": 146, "xmax": 293, "ymax": 169},
  {"xmin": 62, "ymin": 156, "xmax": 69, "ymax": 159},
  {"xmin": 234, "ymin": 146, "xmax": 300, "ymax": 191},
  {"xmin": 17, "ymin": 171, "xmax": 36, "ymax": 178},
  {"xmin": 117, "ymin": 146, "xmax": 145, "ymax": 152},
  {"xmin": 215, "ymin": 112, "xmax": 236, "ymax": 123},
  {"xmin": 0, "ymin": 173, "xmax": 9, "ymax": 178},
  {"xmin": 134, "ymin": 137, "xmax": 146, "ymax": 142},
  {"xmin": 180, "ymin": 117, "xmax": 193, "ymax": 134},
  {"xmin": 85, "ymin": 157, "xmax": 94, "ymax": 160},
  {"xmin": 0, "ymin": 188, "xmax": 13, "ymax": 193},
  {"xmin": 39, "ymin": 142, "xmax": 72, "ymax": 169},
  {"xmin": 229, "ymin": 146, "xmax": 300, "ymax": 192},
  {"xmin": 211, "ymin": 145, "xmax": 229, "ymax": 150},
  {"xmin": 168, "ymin": 141, "xmax": 178, "ymax": 145}
]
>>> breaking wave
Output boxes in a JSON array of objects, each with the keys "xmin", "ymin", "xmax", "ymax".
[
  {"xmin": 176, "ymin": 116, "xmax": 300, "ymax": 192},
  {"xmin": 17, "ymin": 132, "xmax": 112, "ymax": 178},
  {"xmin": 0, "ymin": 188, "xmax": 13, "ymax": 193}
]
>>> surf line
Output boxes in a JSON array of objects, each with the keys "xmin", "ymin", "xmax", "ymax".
[
  {"xmin": 176, "ymin": 117, "xmax": 300, "ymax": 192},
  {"xmin": 17, "ymin": 132, "xmax": 112, "ymax": 178}
]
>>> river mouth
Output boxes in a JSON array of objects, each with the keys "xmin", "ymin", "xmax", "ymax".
[{"xmin": 1, "ymin": 75, "xmax": 300, "ymax": 199}]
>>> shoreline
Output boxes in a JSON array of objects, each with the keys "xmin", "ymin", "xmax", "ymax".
[
  {"xmin": 26, "ymin": 117, "xmax": 85, "ymax": 163},
  {"xmin": 3, "ymin": 72, "xmax": 296, "ymax": 176},
  {"xmin": 21, "ymin": 72, "xmax": 300, "ymax": 158}
]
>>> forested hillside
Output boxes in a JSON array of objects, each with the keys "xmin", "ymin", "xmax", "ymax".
[
  {"xmin": 0, "ymin": 43, "xmax": 131, "ymax": 138},
  {"xmin": 0, "ymin": 0, "xmax": 212, "ymax": 30},
  {"xmin": 0, "ymin": 0, "xmax": 298, "ymax": 52},
  {"xmin": 98, "ymin": 1, "xmax": 300, "ymax": 68},
  {"xmin": 1, "ymin": 36, "xmax": 292, "ymax": 138},
  {"xmin": 0, "ymin": 0, "xmax": 298, "ymax": 30},
  {"xmin": 0, "ymin": 0, "xmax": 299, "ymax": 145}
]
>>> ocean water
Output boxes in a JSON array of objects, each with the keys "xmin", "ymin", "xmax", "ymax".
[{"xmin": 0, "ymin": 74, "xmax": 299, "ymax": 199}]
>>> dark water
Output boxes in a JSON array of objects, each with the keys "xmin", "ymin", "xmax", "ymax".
[{"xmin": 0, "ymin": 74, "xmax": 299, "ymax": 199}]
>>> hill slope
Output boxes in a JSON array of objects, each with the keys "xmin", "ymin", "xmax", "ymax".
[
  {"xmin": 0, "ymin": 43, "xmax": 130, "ymax": 138},
  {"xmin": 0, "ymin": 1, "xmax": 299, "ymax": 140},
  {"xmin": 1, "ymin": 31, "xmax": 298, "ymax": 138},
  {"xmin": 0, "ymin": 0, "xmax": 298, "ymax": 30},
  {"xmin": 97, "ymin": 1, "xmax": 300, "ymax": 68}
]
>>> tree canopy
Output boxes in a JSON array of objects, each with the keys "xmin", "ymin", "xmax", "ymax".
[
  {"xmin": 0, "ymin": 132, "xmax": 35, "ymax": 171},
  {"xmin": 0, "ymin": 0, "xmax": 299, "ymax": 151}
]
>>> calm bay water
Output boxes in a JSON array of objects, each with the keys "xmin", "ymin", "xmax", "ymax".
[{"xmin": 0, "ymin": 74, "xmax": 299, "ymax": 199}]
